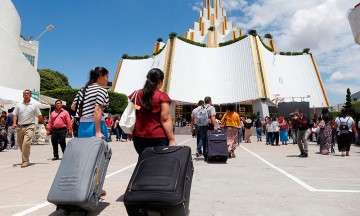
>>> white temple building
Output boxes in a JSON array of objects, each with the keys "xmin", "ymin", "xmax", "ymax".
[{"xmin": 112, "ymin": 0, "xmax": 329, "ymax": 119}]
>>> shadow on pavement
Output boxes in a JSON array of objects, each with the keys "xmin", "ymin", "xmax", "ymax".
[
  {"xmin": 116, "ymin": 194, "xmax": 125, "ymax": 202},
  {"xmin": 48, "ymin": 202, "xmax": 110, "ymax": 216},
  {"xmin": 12, "ymin": 162, "xmax": 50, "ymax": 167}
]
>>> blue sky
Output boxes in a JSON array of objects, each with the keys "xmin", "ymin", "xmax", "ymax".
[{"xmin": 12, "ymin": 0, "xmax": 360, "ymax": 106}]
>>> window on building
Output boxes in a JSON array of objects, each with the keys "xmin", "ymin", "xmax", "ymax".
[{"xmin": 23, "ymin": 53, "xmax": 35, "ymax": 66}]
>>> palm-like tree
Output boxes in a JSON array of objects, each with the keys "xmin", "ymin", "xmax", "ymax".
[
  {"xmin": 169, "ymin": 32, "xmax": 177, "ymax": 40},
  {"xmin": 303, "ymin": 48, "xmax": 310, "ymax": 54},
  {"xmin": 248, "ymin": 29, "xmax": 257, "ymax": 36},
  {"xmin": 264, "ymin": 33, "xmax": 273, "ymax": 39},
  {"xmin": 157, "ymin": 38, "xmax": 163, "ymax": 42}
]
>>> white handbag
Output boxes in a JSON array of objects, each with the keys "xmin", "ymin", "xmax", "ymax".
[{"xmin": 119, "ymin": 90, "xmax": 139, "ymax": 134}]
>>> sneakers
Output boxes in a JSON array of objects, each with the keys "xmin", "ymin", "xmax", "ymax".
[
  {"xmin": 52, "ymin": 156, "xmax": 59, "ymax": 161},
  {"xmin": 6, "ymin": 145, "xmax": 11, "ymax": 150}
]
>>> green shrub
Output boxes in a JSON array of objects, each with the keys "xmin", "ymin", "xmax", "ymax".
[
  {"xmin": 248, "ymin": 29, "xmax": 257, "ymax": 36},
  {"xmin": 42, "ymin": 89, "xmax": 128, "ymax": 114},
  {"xmin": 157, "ymin": 38, "xmax": 163, "ymax": 42},
  {"xmin": 177, "ymin": 36, "xmax": 206, "ymax": 47},
  {"xmin": 219, "ymin": 35, "xmax": 248, "ymax": 47}
]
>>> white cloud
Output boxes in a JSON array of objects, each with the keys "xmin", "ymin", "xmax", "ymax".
[{"xmin": 193, "ymin": 0, "xmax": 360, "ymax": 105}]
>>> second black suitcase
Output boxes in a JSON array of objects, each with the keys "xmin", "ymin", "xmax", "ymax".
[
  {"xmin": 124, "ymin": 146, "xmax": 193, "ymax": 216},
  {"xmin": 207, "ymin": 130, "xmax": 228, "ymax": 162}
]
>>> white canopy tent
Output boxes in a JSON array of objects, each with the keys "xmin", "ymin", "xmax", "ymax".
[{"xmin": 0, "ymin": 85, "xmax": 50, "ymax": 109}]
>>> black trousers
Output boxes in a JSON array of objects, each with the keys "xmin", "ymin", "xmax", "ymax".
[
  {"xmin": 51, "ymin": 129, "xmax": 67, "ymax": 157},
  {"xmin": 133, "ymin": 136, "xmax": 169, "ymax": 155}
]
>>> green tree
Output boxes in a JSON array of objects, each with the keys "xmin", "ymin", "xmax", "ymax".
[
  {"xmin": 38, "ymin": 69, "xmax": 71, "ymax": 92},
  {"xmin": 342, "ymin": 88, "xmax": 354, "ymax": 115},
  {"xmin": 352, "ymin": 100, "xmax": 360, "ymax": 116},
  {"xmin": 157, "ymin": 38, "xmax": 163, "ymax": 42},
  {"xmin": 42, "ymin": 89, "xmax": 128, "ymax": 114}
]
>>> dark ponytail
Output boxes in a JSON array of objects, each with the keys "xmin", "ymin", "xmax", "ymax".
[
  {"xmin": 83, "ymin": 67, "xmax": 109, "ymax": 89},
  {"xmin": 78, "ymin": 67, "xmax": 109, "ymax": 116},
  {"xmin": 142, "ymin": 68, "xmax": 164, "ymax": 111}
]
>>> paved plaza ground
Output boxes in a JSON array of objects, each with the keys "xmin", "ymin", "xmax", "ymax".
[{"xmin": 0, "ymin": 134, "xmax": 359, "ymax": 216}]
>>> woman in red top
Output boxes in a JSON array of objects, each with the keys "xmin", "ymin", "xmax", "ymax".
[{"xmin": 128, "ymin": 68, "xmax": 176, "ymax": 154}]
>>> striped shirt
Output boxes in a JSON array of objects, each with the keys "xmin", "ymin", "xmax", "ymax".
[{"xmin": 73, "ymin": 84, "xmax": 109, "ymax": 117}]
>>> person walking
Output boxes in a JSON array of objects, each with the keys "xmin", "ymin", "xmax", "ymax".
[
  {"xmin": 271, "ymin": 117, "xmax": 280, "ymax": 146},
  {"xmin": 105, "ymin": 115, "xmax": 114, "ymax": 142},
  {"xmin": 238, "ymin": 116, "xmax": 244, "ymax": 145},
  {"xmin": 190, "ymin": 100, "xmax": 205, "ymax": 157},
  {"xmin": 243, "ymin": 117, "xmax": 253, "ymax": 143},
  {"xmin": 6, "ymin": 108, "xmax": 18, "ymax": 149},
  {"xmin": 254, "ymin": 118, "xmax": 262, "ymax": 142},
  {"xmin": 278, "ymin": 116, "xmax": 289, "ymax": 145},
  {"xmin": 196, "ymin": 96, "xmax": 217, "ymax": 161},
  {"xmin": 221, "ymin": 104, "xmax": 240, "ymax": 158},
  {"xmin": 292, "ymin": 109, "xmax": 309, "ymax": 157},
  {"xmin": 127, "ymin": 68, "xmax": 176, "ymax": 155},
  {"xmin": 47, "ymin": 100, "xmax": 72, "ymax": 160},
  {"xmin": 114, "ymin": 116, "xmax": 122, "ymax": 141},
  {"xmin": 317, "ymin": 108, "xmax": 332, "ymax": 155},
  {"xmin": 334, "ymin": 113, "xmax": 358, "ymax": 156},
  {"xmin": 71, "ymin": 67, "xmax": 110, "ymax": 196},
  {"xmin": 12, "ymin": 89, "xmax": 44, "ymax": 168}
]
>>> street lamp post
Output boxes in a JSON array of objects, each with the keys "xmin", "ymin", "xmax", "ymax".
[{"xmin": 34, "ymin": 24, "xmax": 54, "ymax": 41}]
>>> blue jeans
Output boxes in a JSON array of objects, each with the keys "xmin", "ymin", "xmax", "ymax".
[
  {"xmin": 199, "ymin": 126, "xmax": 209, "ymax": 156},
  {"xmin": 238, "ymin": 128, "xmax": 243, "ymax": 143},
  {"xmin": 115, "ymin": 127, "xmax": 121, "ymax": 140},
  {"xmin": 195, "ymin": 125, "xmax": 202, "ymax": 150},
  {"xmin": 256, "ymin": 127, "xmax": 262, "ymax": 139}
]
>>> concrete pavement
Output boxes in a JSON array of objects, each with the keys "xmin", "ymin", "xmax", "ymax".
[{"xmin": 0, "ymin": 135, "xmax": 359, "ymax": 216}]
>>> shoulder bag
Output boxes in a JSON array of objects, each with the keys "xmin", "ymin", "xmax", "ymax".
[{"xmin": 119, "ymin": 90, "xmax": 139, "ymax": 134}]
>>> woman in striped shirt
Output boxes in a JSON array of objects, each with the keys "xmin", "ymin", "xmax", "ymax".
[{"xmin": 72, "ymin": 67, "xmax": 109, "ymax": 140}]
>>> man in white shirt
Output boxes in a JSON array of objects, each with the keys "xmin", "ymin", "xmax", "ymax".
[
  {"xmin": 190, "ymin": 100, "xmax": 204, "ymax": 156},
  {"xmin": 12, "ymin": 90, "xmax": 44, "ymax": 168}
]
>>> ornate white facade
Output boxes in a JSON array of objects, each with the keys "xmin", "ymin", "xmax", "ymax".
[
  {"xmin": 112, "ymin": 0, "xmax": 329, "ymax": 117},
  {"xmin": 0, "ymin": 0, "xmax": 40, "ymax": 91}
]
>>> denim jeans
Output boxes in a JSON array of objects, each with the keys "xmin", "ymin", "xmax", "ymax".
[
  {"xmin": 199, "ymin": 126, "xmax": 209, "ymax": 156},
  {"xmin": 297, "ymin": 129, "xmax": 308, "ymax": 154},
  {"xmin": 256, "ymin": 127, "xmax": 262, "ymax": 139},
  {"xmin": 195, "ymin": 124, "xmax": 202, "ymax": 150},
  {"xmin": 238, "ymin": 128, "xmax": 243, "ymax": 143}
]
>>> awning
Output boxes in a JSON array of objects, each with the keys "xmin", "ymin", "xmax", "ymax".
[
  {"xmin": 40, "ymin": 95, "xmax": 66, "ymax": 106},
  {"xmin": 0, "ymin": 85, "xmax": 50, "ymax": 109}
]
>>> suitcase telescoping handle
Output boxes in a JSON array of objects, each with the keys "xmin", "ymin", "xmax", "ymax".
[
  {"xmin": 208, "ymin": 130, "xmax": 225, "ymax": 136},
  {"xmin": 151, "ymin": 146, "xmax": 183, "ymax": 154}
]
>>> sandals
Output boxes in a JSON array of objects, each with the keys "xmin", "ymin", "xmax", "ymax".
[{"xmin": 101, "ymin": 190, "xmax": 107, "ymax": 197}]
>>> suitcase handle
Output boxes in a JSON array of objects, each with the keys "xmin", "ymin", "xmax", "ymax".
[{"xmin": 152, "ymin": 146, "xmax": 183, "ymax": 154}]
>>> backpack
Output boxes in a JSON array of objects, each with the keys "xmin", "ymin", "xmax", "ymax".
[
  {"xmin": 339, "ymin": 117, "xmax": 350, "ymax": 135},
  {"xmin": 196, "ymin": 106, "xmax": 209, "ymax": 126}
]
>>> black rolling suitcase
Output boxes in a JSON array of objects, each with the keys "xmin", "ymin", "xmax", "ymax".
[
  {"xmin": 47, "ymin": 137, "xmax": 112, "ymax": 215},
  {"xmin": 124, "ymin": 146, "xmax": 193, "ymax": 216},
  {"xmin": 207, "ymin": 130, "xmax": 228, "ymax": 162}
]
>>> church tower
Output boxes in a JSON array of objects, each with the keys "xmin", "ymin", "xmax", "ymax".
[{"xmin": 184, "ymin": 0, "xmax": 242, "ymax": 47}]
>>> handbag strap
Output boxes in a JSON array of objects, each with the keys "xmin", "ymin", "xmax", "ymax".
[
  {"xmin": 130, "ymin": 90, "xmax": 140, "ymax": 105},
  {"xmin": 52, "ymin": 110, "xmax": 63, "ymax": 123}
]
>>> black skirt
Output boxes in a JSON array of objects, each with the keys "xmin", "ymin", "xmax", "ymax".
[{"xmin": 337, "ymin": 132, "xmax": 353, "ymax": 151}]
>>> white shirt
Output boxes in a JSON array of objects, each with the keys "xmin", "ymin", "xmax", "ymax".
[
  {"xmin": 13, "ymin": 101, "xmax": 42, "ymax": 125},
  {"xmin": 335, "ymin": 116, "xmax": 355, "ymax": 132},
  {"xmin": 271, "ymin": 121, "xmax": 279, "ymax": 132},
  {"xmin": 266, "ymin": 123, "xmax": 273, "ymax": 132}
]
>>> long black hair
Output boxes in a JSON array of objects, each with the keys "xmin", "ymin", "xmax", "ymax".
[
  {"xmin": 85, "ymin": 67, "xmax": 109, "ymax": 88},
  {"xmin": 142, "ymin": 68, "xmax": 164, "ymax": 111}
]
